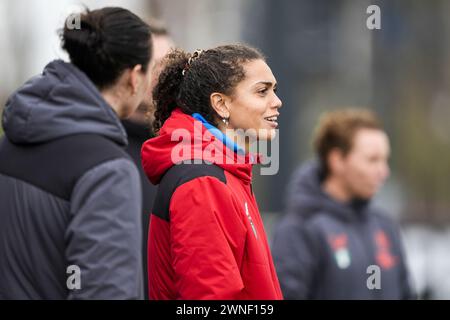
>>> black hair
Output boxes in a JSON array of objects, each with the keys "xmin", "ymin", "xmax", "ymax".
[
  {"xmin": 152, "ymin": 44, "xmax": 264, "ymax": 133},
  {"xmin": 60, "ymin": 7, "xmax": 152, "ymax": 89}
]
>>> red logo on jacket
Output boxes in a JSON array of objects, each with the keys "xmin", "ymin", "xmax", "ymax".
[
  {"xmin": 374, "ymin": 230, "xmax": 397, "ymax": 270},
  {"xmin": 329, "ymin": 234, "xmax": 348, "ymax": 251}
]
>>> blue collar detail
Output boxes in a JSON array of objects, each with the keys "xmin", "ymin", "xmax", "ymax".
[{"xmin": 191, "ymin": 113, "xmax": 245, "ymax": 155}]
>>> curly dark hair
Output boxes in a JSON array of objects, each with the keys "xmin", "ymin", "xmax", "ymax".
[{"xmin": 152, "ymin": 44, "xmax": 264, "ymax": 133}]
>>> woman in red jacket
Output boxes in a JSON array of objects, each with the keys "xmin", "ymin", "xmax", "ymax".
[{"xmin": 141, "ymin": 44, "xmax": 283, "ymax": 300}]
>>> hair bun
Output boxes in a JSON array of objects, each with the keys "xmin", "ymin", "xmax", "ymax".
[
  {"xmin": 81, "ymin": 15, "xmax": 104, "ymax": 52},
  {"xmin": 60, "ymin": 7, "xmax": 152, "ymax": 89},
  {"xmin": 62, "ymin": 11, "xmax": 104, "ymax": 57}
]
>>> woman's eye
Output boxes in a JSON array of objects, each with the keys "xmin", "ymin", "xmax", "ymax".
[{"xmin": 258, "ymin": 88, "xmax": 268, "ymax": 95}]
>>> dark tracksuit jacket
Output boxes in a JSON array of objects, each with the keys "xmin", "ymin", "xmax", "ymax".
[
  {"xmin": 121, "ymin": 119, "xmax": 157, "ymax": 300},
  {"xmin": 272, "ymin": 160, "xmax": 414, "ymax": 300},
  {"xmin": 0, "ymin": 60, "xmax": 143, "ymax": 299}
]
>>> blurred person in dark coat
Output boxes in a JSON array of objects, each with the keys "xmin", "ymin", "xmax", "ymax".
[
  {"xmin": 272, "ymin": 109, "xmax": 414, "ymax": 299},
  {"xmin": 121, "ymin": 18, "xmax": 174, "ymax": 299}
]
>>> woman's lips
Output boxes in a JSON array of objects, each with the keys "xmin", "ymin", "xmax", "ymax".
[
  {"xmin": 264, "ymin": 116, "xmax": 278, "ymax": 128},
  {"xmin": 265, "ymin": 119, "xmax": 278, "ymax": 128}
]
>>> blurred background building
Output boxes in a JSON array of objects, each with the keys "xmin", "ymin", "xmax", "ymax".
[{"xmin": 1, "ymin": 0, "xmax": 449, "ymax": 299}]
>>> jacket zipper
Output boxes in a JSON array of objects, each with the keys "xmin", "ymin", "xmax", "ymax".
[{"xmin": 245, "ymin": 202, "xmax": 258, "ymax": 239}]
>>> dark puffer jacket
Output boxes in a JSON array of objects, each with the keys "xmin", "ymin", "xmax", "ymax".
[{"xmin": 0, "ymin": 60, "xmax": 143, "ymax": 299}]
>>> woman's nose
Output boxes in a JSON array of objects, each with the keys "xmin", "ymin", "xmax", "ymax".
[{"xmin": 273, "ymin": 93, "xmax": 282, "ymax": 109}]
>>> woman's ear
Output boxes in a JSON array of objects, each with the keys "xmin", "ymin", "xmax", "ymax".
[
  {"xmin": 210, "ymin": 92, "xmax": 230, "ymax": 118},
  {"xmin": 328, "ymin": 148, "xmax": 346, "ymax": 175},
  {"xmin": 129, "ymin": 64, "xmax": 143, "ymax": 95}
]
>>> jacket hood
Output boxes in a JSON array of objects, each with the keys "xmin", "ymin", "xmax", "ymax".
[
  {"xmin": 2, "ymin": 59, "xmax": 127, "ymax": 146},
  {"xmin": 141, "ymin": 108, "xmax": 259, "ymax": 185},
  {"xmin": 287, "ymin": 160, "xmax": 370, "ymax": 222}
]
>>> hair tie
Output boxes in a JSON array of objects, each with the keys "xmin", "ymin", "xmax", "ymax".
[{"xmin": 182, "ymin": 49, "xmax": 204, "ymax": 76}]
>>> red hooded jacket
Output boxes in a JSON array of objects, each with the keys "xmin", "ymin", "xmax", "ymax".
[{"xmin": 141, "ymin": 108, "xmax": 282, "ymax": 300}]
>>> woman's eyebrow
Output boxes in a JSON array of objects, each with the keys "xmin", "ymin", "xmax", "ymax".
[{"xmin": 252, "ymin": 81, "xmax": 276, "ymax": 87}]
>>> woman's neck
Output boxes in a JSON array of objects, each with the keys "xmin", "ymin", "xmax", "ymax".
[
  {"xmin": 218, "ymin": 123, "xmax": 250, "ymax": 154},
  {"xmin": 101, "ymin": 87, "xmax": 124, "ymax": 118},
  {"xmin": 322, "ymin": 176, "xmax": 352, "ymax": 203}
]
